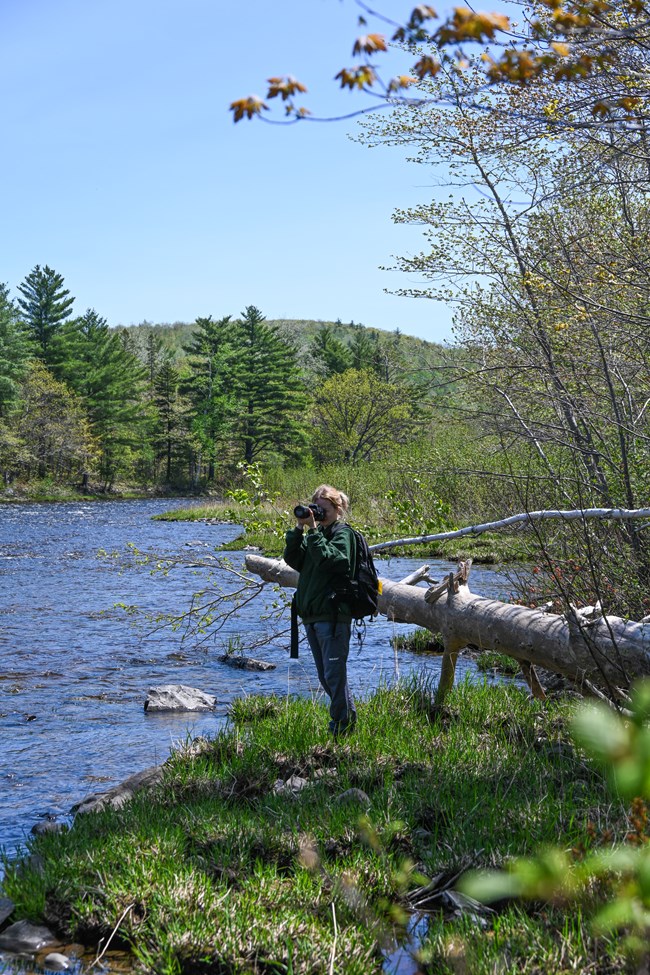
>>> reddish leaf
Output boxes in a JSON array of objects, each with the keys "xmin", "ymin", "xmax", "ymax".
[
  {"xmin": 229, "ymin": 96, "xmax": 268, "ymax": 122},
  {"xmin": 352, "ymin": 33, "xmax": 388, "ymax": 56}
]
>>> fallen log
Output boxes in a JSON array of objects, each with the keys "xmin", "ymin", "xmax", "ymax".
[
  {"xmin": 368, "ymin": 506, "xmax": 650, "ymax": 555},
  {"xmin": 244, "ymin": 554, "xmax": 650, "ymax": 704}
]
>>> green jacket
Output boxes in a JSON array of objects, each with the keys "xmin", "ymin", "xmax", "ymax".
[{"xmin": 283, "ymin": 521, "xmax": 356, "ymax": 623}]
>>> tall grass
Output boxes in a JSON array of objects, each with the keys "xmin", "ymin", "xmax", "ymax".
[{"xmin": 162, "ymin": 440, "xmax": 540, "ymax": 562}]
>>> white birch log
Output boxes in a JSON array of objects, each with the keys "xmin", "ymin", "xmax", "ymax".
[
  {"xmin": 244, "ymin": 554, "xmax": 650, "ymax": 704},
  {"xmin": 369, "ymin": 507, "xmax": 650, "ymax": 554}
]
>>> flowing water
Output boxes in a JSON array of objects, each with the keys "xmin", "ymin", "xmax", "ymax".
[{"xmin": 0, "ymin": 499, "xmax": 515, "ymax": 972}]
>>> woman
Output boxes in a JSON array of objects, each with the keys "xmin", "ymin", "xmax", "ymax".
[{"xmin": 283, "ymin": 484, "xmax": 357, "ymax": 737}]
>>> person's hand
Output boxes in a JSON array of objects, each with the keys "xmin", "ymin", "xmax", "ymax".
[{"xmin": 297, "ymin": 510, "xmax": 317, "ymax": 530}]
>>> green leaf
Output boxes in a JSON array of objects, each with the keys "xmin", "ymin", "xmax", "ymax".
[
  {"xmin": 459, "ymin": 869, "xmax": 524, "ymax": 902},
  {"xmin": 572, "ymin": 703, "xmax": 630, "ymax": 763},
  {"xmin": 592, "ymin": 896, "xmax": 637, "ymax": 934},
  {"xmin": 630, "ymin": 681, "xmax": 650, "ymax": 725}
]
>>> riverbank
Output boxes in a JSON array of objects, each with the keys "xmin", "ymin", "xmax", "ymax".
[
  {"xmin": 0, "ymin": 480, "xmax": 214, "ymax": 505},
  {"xmin": 157, "ymin": 499, "xmax": 529, "ymax": 563},
  {"xmin": 1, "ymin": 680, "xmax": 631, "ymax": 974}
]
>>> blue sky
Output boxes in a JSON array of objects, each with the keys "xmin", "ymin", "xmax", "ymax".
[{"xmin": 2, "ymin": 0, "xmax": 456, "ymax": 343}]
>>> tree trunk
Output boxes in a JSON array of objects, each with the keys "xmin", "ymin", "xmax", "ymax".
[{"xmin": 244, "ymin": 554, "xmax": 650, "ymax": 704}]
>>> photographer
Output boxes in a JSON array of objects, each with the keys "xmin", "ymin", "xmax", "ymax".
[{"xmin": 283, "ymin": 484, "xmax": 357, "ymax": 737}]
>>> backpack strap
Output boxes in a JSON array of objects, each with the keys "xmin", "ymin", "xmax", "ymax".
[
  {"xmin": 329, "ymin": 521, "xmax": 358, "ymax": 570},
  {"xmin": 290, "ymin": 593, "xmax": 300, "ymax": 658},
  {"xmin": 328, "ymin": 522, "xmax": 358, "ymax": 633}
]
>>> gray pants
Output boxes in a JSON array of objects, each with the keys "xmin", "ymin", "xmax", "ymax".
[{"xmin": 304, "ymin": 621, "xmax": 357, "ymax": 734}]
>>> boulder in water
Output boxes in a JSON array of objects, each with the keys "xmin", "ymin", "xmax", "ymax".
[
  {"xmin": 217, "ymin": 655, "xmax": 276, "ymax": 671},
  {"xmin": 144, "ymin": 684, "xmax": 216, "ymax": 712}
]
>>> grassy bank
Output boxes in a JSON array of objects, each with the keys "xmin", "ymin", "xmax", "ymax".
[
  {"xmin": 2, "ymin": 680, "xmax": 633, "ymax": 974},
  {"xmin": 0, "ymin": 479, "xmax": 160, "ymax": 504},
  {"xmin": 158, "ymin": 498, "xmax": 528, "ymax": 563}
]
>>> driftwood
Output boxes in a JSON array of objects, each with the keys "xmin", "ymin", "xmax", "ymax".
[
  {"xmin": 244, "ymin": 554, "xmax": 650, "ymax": 704},
  {"xmin": 369, "ymin": 506, "xmax": 650, "ymax": 555}
]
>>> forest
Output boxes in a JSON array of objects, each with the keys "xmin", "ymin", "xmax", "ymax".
[{"xmin": 0, "ymin": 271, "xmax": 444, "ymax": 492}]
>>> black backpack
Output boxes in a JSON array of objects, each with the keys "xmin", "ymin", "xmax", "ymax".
[{"xmin": 330, "ymin": 522, "xmax": 380, "ymax": 623}]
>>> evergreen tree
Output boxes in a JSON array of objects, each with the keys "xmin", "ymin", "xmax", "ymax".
[
  {"xmin": 153, "ymin": 357, "xmax": 192, "ymax": 483},
  {"xmin": 183, "ymin": 315, "xmax": 238, "ymax": 480},
  {"xmin": 230, "ymin": 306, "xmax": 307, "ymax": 464},
  {"xmin": 16, "ymin": 265, "xmax": 75, "ymax": 362},
  {"xmin": 349, "ymin": 329, "xmax": 377, "ymax": 372},
  {"xmin": 310, "ymin": 326, "xmax": 352, "ymax": 376},
  {"xmin": 56, "ymin": 309, "xmax": 149, "ymax": 488},
  {"xmin": 0, "ymin": 283, "xmax": 30, "ymax": 418},
  {"xmin": 145, "ymin": 331, "xmax": 166, "ymax": 384}
]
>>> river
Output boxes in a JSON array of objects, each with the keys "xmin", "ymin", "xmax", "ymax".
[{"xmin": 0, "ymin": 499, "xmax": 514, "ymax": 970}]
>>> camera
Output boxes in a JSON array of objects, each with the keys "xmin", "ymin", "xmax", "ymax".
[{"xmin": 293, "ymin": 502, "xmax": 326, "ymax": 521}]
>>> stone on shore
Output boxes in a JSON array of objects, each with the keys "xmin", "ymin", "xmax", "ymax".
[
  {"xmin": 0, "ymin": 897, "xmax": 14, "ymax": 926},
  {"xmin": 272, "ymin": 775, "xmax": 309, "ymax": 796},
  {"xmin": 31, "ymin": 819, "xmax": 65, "ymax": 836},
  {"xmin": 334, "ymin": 788, "xmax": 371, "ymax": 807},
  {"xmin": 0, "ymin": 920, "xmax": 59, "ymax": 953},
  {"xmin": 144, "ymin": 684, "xmax": 216, "ymax": 712},
  {"xmin": 217, "ymin": 655, "xmax": 276, "ymax": 671},
  {"xmin": 72, "ymin": 765, "xmax": 165, "ymax": 815}
]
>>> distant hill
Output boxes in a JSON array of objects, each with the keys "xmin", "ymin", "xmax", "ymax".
[{"xmin": 115, "ymin": 317, "xmax": 449, "ymax": 370}]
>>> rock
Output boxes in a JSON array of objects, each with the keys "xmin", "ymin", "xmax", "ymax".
[
  {"xmin": 0, "ymin": 920, "xmax": 59, "ymax": 952},
  {"xmin": 144, "ymin": 684, "xmax": 216, "ymax": 712},
  {"xmin": 217, "ymin": 655, "xmax": 276, "ymax": 671},
  {"xmin": 412, "ymin": 828, "xmax": 434, "ymax": 842},
  {"xmin": 272, "ymin": 775, "xmax": 310, "ymax": 795},
  {"xmin": 43, "ymin": 952, "xmax": 71, "ymax": 971},
  {"xmin": 334, "ymin": 788, "xmax": 371, "ymax": 807},
  {"xmin": 17, "ymin": 853, "xmax": 46, "ymax": 876},
  {"xmin": 72, "ymin": 765, "xmax": 164, "ymax": 815},
  {"xmin": 31, "ymin": 820, "xmax": 65, "ymax": 836},
  {"xmin": 0, "ymin": 896, "xmax": 14, "ymax": 926}
]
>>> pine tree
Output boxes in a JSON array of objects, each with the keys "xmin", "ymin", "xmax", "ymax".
[
  {"xmin": 230, "ymin": 306, "xmax": 307, "ymax": 464},
  {"xmin": 310, "ymin": 326, "xmax": 352, "ymax": 377},
  {"xmin": 183, "ymin": 315, "xmax": 238, "ymax": 480},
  {"xmin": 153, "ymin": 357, "xmax": 192, "ymax": 484},
  {"xmin": 145, "ymin": 331, "xmax": 166, "ymax": 384},
  {"xmin": 349, "ymin": 329, "xmax": 377, "ymax": 372},
  {"xmin": 16, "ymin": 265, "xmax": 75, "ymax": 362},
  {"xmin": 55, "ymin": 309, "xmax": 148, "ymax": 488},
  {"xmin": 0, "ymin": 283, "xmax": 31, "ymax": 418}
]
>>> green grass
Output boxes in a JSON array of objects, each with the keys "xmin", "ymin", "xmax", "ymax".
[
  {"xmin": 474, "ymin": 650, "xmax": 523, "ymax": 677},
  {"xmin": 157, "ymin": 498, "xmax": 530, "ymax": 562},
  {"xmin": 1, "ymin": 680, "xmax": 633, "ymax": 974},
  {"xmin": 391, "ymin": 628, "xmax": 445, "ymax": 654}
]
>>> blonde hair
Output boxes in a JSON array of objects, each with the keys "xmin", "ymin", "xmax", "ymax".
[{"xmin": 311, "ymin": 484, "xmax": 349, "ymax": 518}]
